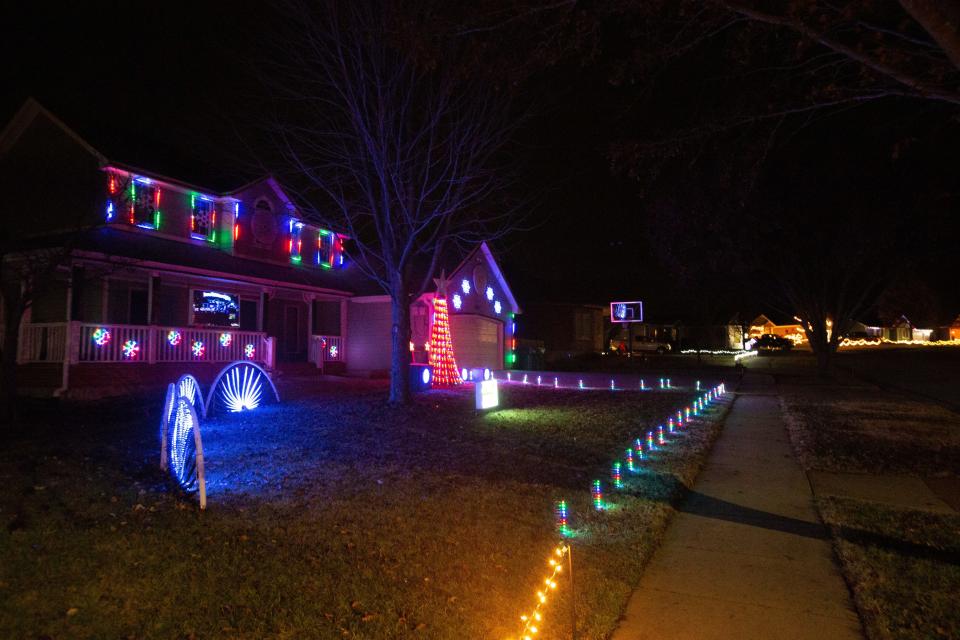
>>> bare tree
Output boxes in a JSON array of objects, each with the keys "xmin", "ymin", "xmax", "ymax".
[{"xmin": 260, "ymin": 1, "xmax": 521, "ymax": 404}]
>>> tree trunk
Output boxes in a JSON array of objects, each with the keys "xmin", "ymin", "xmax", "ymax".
[
  {"xmin": 1, "ymin": 293, "xmax": 23, "ymax": 425},
  {"xmin": 388, "ymin": 282, "xmax": 412, "ymax": 405}
]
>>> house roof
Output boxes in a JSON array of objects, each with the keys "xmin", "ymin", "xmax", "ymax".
[
  {"xmin": 449, "ymin": 241, "xmax": 522, "ymax": 314},
  {"xmin": 2, "ymin": 98, "xmax": 258, "ymax": 196},
  {"xmin": 22, "ymin": 226, "xmax": 381, "ymax": 296}
]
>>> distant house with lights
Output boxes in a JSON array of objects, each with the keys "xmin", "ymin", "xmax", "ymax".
[{"xmin": 1, "ymin": 100, "xmax": 519, "ymax": 395}]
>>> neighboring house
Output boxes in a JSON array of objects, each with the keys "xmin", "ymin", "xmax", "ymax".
[
  {"xmin": 522, "ymin": 302, "xmax": 604, "ymax": 361},
  {"xmin": 950, "ymin": 315, "xmax": 960, "ymax": 340},
  {"xmin": 884, "ymin": 315, "xmax": 913, "ymax": 342},
  {"xmin": 1, "ymin": 100, "xmax": 518, "ymax": 395},
  {"xmin": 749, "ymin": 314, "xmax": 804, "ymax": 341}
]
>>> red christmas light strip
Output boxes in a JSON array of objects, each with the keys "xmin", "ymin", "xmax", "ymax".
[{"xmin": 428, "ymin": 294, "xmax": 462, "ymax": 386}]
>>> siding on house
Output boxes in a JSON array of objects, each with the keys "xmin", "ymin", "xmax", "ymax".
[{"xmin": 346, "ymin": 299, "xmax": 393, "ymax": 375}]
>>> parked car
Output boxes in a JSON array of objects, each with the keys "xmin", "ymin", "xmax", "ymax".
[
  {"xmin": 754, "ymin": 334, "xmax": 793, "ymax": 351},
  {"xmin": 632, "ymin": 335, "xmax": 672, "ymax": 354}
]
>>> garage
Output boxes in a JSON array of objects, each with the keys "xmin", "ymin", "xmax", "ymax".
[{"xmin": 451, "ymin": 314, "xmax": 502, "ymax": 370}]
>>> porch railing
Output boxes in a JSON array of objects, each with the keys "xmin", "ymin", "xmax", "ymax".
[
  {"xmin": 309, "ymin": 334, "xmax": 344, "ymax": 366},
  {"xmin": 73, "ymin": 323, "xmax": 270, "ymax": 365},
  {"xmin": 17, "ymin": 323, "xmax": 68, "ymax": 363}
]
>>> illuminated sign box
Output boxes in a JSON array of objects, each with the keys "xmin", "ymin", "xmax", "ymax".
[
  {"xmin": 475, "ymin": 379, "xmax": 499, "ymax": 410},
  {"xmin": 610, "ymin": 301, "xmax": 644, "ymax": 323}
]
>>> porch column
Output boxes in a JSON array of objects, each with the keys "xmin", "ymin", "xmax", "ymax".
[
  {"xmin": 306, "ymin": 295, "xmax": 315, "ymax": 366},
  {"xmin": 340, "ymin": 298, "xmax": 348, "ymax": 360}
]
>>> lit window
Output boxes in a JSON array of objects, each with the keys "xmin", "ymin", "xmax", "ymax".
[
  {"xmin": 289, "ymin": 219, "xmax": 304, "ymax": 263},
  {"xmin": 131, "ymin": 179, "xmax": 160, "ymax": 229},
  {"xmin": 191, "ymin": 196, "xmax": 216, "ymax": 241}
]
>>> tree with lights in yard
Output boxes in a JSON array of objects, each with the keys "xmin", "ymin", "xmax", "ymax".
[{"xmin": 428, "ymin": 272, "xmax": 462, "ymax": 387}]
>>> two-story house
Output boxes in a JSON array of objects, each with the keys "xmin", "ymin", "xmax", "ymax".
[{"xmin": 1, "ymin": 100, "xmax": 519, "ymax": 396}]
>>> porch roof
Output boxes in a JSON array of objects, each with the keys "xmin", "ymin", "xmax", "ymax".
[{"xmin": 32, "ymin": 227, "xmax": 383, "ymax": 295}]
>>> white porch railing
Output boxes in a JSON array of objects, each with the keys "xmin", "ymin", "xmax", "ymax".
[
  {"xmin": 75, "ymin": 323, "xmax": 269, "ymax": 365},
  {"xmin": 17, "ymin": 323, "xmax": 68, "ymax": 363},
  {"xmin": 309, "ymin": 334, "xmax": 344, "ymax": 366}
]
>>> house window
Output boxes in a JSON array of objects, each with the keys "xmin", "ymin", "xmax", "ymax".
[
  {"xmin": 288, "ymin": 219, "xmax": 304, "ymax": 263},
  {"xmin": 191, "ymin": 196, "xmax": 216, "ymax": 241},
  {"xmin": 131, "ymin": 179, "xmax": 160, "ymax": 229}
]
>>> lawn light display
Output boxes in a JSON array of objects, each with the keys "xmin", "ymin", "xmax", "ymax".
[
  {"xmin": 505, "ymin": 382, "xmax": 730, "ymax": 638},
  {"xmin": 475, "ymin": 379, "xmax": 499, "ymax": 410},
  {"xmin": 168, "ymin": 396, "xmax": 207, "ymax": 509},
  {"xmin": 205, "ymin": 361, "xmax": 279, "ymax": 417},
  {"xmin": 555, "ymin": 500, "xmax": 570, "ymax": 536},
  {"xmin": 517, "ymin": 544, "xmax": 569, "ymax": 640},
  {"xmin": 175, "ymin": 374, "xmax": 205, "ymax": 416},
  {"xmin": 428, "ymin": 274, "xmax": 463, "ymax": 387},
  {"xmin": 592, "ymin": 480, "xmax": 604, "ymax": 511},
  {"xmin": 160, "ymin": 383, "xmax": 176, "ymax": 470},
  {"xmin": 410, "ymin": 364, "xmax": 433, "ymax": 392}
]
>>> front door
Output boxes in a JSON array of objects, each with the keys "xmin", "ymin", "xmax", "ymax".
[{"xmin": 282, "ymin": 304, "xmax": 301, "ymax": 360}]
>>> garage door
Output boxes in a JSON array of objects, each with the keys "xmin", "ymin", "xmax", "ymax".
[{"xmin": 451, "ymin": 314, "xmax": 502, "ymax": 370}]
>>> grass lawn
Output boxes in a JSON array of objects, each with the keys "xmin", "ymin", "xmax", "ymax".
[
  {"xmin": 0, "ymin": 378, "xmax": 729, "ymax": 639},
  {"xmin": 781, "ymin": 375, "xmax": 960, "ymax": 640}
]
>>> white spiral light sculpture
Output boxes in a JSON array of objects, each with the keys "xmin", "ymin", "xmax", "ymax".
[
  {"xmin": 175, "ymin": 374, "xmax": 205, "ymax": 415},
  {"xmin": 168, "ymin": 396, "xmax": 207, "ymax": 509},
  {"xmin": 205, "ymin": 361, "xmax": 279, "ymax": 417}
]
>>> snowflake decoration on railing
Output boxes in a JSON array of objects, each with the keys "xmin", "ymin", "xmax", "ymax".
[
  {"xmin": 122, "ymin": 339, "xmax": 140, "ymax": 359},
  {"xmin": 92, "ymin": 327, "xmax": 111, "ymax": 346},
  {"xmin": 167, "ymin": 330, "xmax": 182, "ymax": 346},
  {"xmin": 328, "ymin": 344, "xmax": 338, "ymax": 359},
  {"xmin": 244, "ymin": 343, "xmax": 255, "ymax": 359},
  {"xmin": 219, "ymin": 332, "xmax": 232, "ymax": 347},
  {"xmin": 192, "ymin": 340, "xmax": 205, "ymax": 358}
]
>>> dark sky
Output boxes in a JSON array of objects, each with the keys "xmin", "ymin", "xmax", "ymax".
[{"xmin": 4, "ymin": 2, "xmax": 959, "ymax": 323}]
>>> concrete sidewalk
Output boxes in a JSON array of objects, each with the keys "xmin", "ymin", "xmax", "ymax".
[{"xmin": 612, "ymin": 374, "xmax": 862, "ymax": 640}]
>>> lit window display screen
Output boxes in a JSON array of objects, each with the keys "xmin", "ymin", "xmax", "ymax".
[
  {"xmin": 193, "ymin": 291, "xmax": 240, "ymax": 327},
  {"xmin": 610, "ymin": 300, "xmax": 644, "ymax": 323}
]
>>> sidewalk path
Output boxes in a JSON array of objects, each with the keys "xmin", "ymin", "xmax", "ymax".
[{"xmin": 612, "ymin": 373, "xmax": 862, "ymax": 640}]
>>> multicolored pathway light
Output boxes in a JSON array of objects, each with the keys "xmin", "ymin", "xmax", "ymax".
[
  {"xmin": 578, "ymin": 379, "xmax": 584, "ymax": 389},
  {"xmin": 612, "ymin": 462, "xmax": 623, "ymax": 489},
  {"xmin": 659, "ymin": 377, "xmax": 665, "ymax": 389},
  {"xmin": 625, "ymin": 448, "xmax": 636, "ymax": 472},
  {"xmin": 634, "ymin": 438, "xmax": 645, "ymax": 460},
  {"xmin": 518, "ymin": 544, "xmax": 568, "ymax": 640},
  {"xmin": 122, "ymin": 339, "xmax": 140, "ymax": 359},
  {"xmin": 610, "ymin": 379, "xmax": 615, "ymax": 390},
  {"xmin": 555, "ymin": 500, "xmax": 569, "ymax": 536},
  {"xmin": 693, "ymin": 402, "xmax": 699, "ymax": 417},
  {"xmin": 658, "ymin": 426, "xmax": 666, "ymax": 445},
  {"xmin": 523, "ymin": 374, "xmax": 529, "ymax": 384},
  {"xmin": 640, "ymin": 379, "xmax": 646, "ymax": 391},
  {"xmin": 647, "ymin": 431, "xmax": 656, "ymax": 451},
  {"xmin": 668, "ymin": 418, "xmax": 675, "ymax": 434},
  {"xmin": 592, "ymin": 480, "xmax": 604, "ymax": 511},
  {"xmin": 537, "ymin": 375, "xmax": 542, "ymax": 386},
  {"xmin": 676, "ymin": 410, "xmax": 683, "ymax": 426},
  {"xmin": 686, "ymin": 407, "xmax": 691, "ymax": 421},
  {"xmin": 554, "ymin": 377, "xmax": 559, "ymax": 388},
  {"xmin": 666, "ymin": 378, "xmax": 672, "ymax": 388},
  {"xmin": 696, "ymin": 380, "xmax": 701, "ymax": 390}
]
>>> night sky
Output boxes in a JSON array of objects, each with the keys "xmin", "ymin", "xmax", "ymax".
[{"xmin": 5, "ymin": 2, "xmax": 959, "ymax": 323}]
